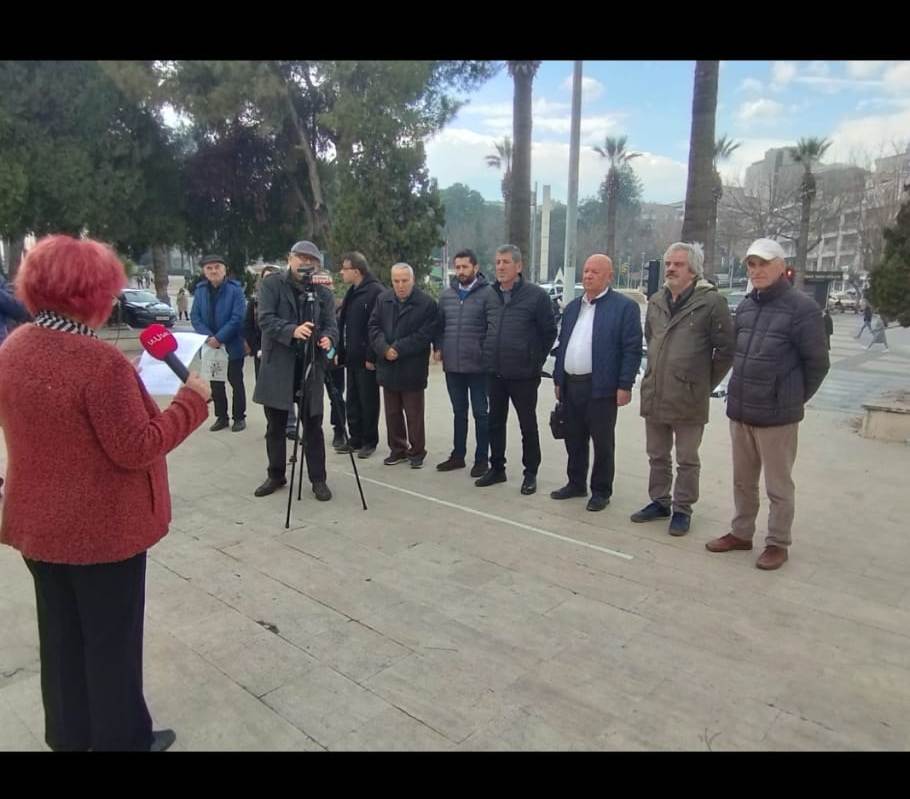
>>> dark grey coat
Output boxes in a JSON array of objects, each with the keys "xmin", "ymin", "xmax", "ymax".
[
  {"xmin": 252, "ymin": 269, "xmax": 338, "ymax": 415},
  {"xmin": 368, "ymin": 287, "xmax": 438, "ymax": 392},
  {"xmin": 435, "ymin": 273, "xmax": 497, "ymax": 374}
]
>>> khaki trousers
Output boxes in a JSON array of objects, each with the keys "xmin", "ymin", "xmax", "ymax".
[
  {"xmin": 729, "ymin": 420, "xmax": 799, "ymax": 549},
  {"xmin": 645, "ymin": 420, "xmax": 705, "ymax": 516}
]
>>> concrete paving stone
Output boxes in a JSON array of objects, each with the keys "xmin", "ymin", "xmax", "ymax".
[
  {"xmin": 542, "ymin": 593, "xmax": 653, "ymax": 643},
  {"xmin": 331, "ymin": 705, "xmax": 456, "ymax": 751},
  {"xmin": 458, "ymin": 705, "xmax": 608, "ymax": 751},
  {"xmin": 261, "ymin": 663, "xmax": 394, "ymax": 749},
  {"xmin": 278, "ymin": 525, "xmax": 399, "ymax": 581},
  {"xmin": 0, "ymin": 675, "xmax": 46, "ymax": 749},
  {"xmin": 760, "ymin": 709, "xmax": 877, "ymax": 751},
  {"xmin": 0, "ymin": 694, "xmax": 45, "ymax": 751},
  {"xmin": 145, "ymin": 559, "xmax": 237, "ymax": 627},
  {"xmin": 166, "ymin": 606, "xmax": 271, "ymax": 658},
  {"xmin": 298, "ymin": 619, "xmax": 414, "ymax": 683},
  {"xmin": 804, "ymin": 563, "xmax": 907, "ymax": 608}
]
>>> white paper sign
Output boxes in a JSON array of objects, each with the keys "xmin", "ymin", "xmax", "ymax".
[{"xmin": 137, "ymin": 331, "xmax": 209, "ymax": 396}]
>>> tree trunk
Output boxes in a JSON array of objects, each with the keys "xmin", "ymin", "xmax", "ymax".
[
  {"xmin": 502, "ymin": 173, "xmax": 512, "ymax": 242},
  {"xmin": 681, "ymin": 61, "xmax": 719, "ymax": 256},
  {"xmin": 795, "ymin": 187, "xmax": 812, "ymax": 291},
  {"xmin": 704, "ymin": 196, "xmax": 718, "ymax": 279},
  {"xmin": 152, "ymin": 245, "xmax": 170, "ymax": 303},
  {"xmin": 509, "ymin": 68, "xmax": 534, "ymax": 263},
  {"xmin": 606, "ymin": 168, "xmax": 618, "ymax": 260},
  {"xmin": 4, "ymin": 236, "xmax": 25, "ymax": 281},
  {"xmin": 285, "ymin": 85, "xmax": 330, "ymax": 245}
]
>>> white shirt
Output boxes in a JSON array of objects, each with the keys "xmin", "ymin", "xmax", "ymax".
[{"xmin": 564, "ymin": 287, "xmax": 610, "ymax": 375}]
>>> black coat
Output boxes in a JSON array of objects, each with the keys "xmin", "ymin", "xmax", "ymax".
[
  {"xmin": 482, "ymin": 275, "xmax": 558, "ymax": 380},
  {"xmin": 726, "ymin": 276, "xmax": 830, "ymax": 427},
  {"xmin": 338, "ymin": 272, "xmax": 385, "ymax": 366},
  {"xmin": 368, "ymin": 287, "xmax": 438, "ymax": 392}
]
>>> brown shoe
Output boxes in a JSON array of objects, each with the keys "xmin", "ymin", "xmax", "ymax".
[
  {"xmin": 756, "ymin": 546, "xmax": 788, "ymax": 570},
  {"xmin": 705, "ymin": 533, "xmax": 753, "ymax": 552}
]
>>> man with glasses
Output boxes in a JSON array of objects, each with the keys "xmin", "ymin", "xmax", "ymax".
[
  {"xmin": 252, "ymin": 241, "xmax": 337, "ymax": 501},
  {"xmin": 706, "ymin": 239, "xmax": 829, "ymax": 570}
]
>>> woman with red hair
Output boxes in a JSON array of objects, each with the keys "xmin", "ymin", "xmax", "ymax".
[{"xmin": 0, "ymin": 235, "xmax": 211, "ymax": 751}]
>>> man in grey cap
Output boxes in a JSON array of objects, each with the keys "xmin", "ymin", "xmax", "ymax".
[
  {"xmin": 252, "ymin": 240, "xmax": 338, "ymax": 501},
  {"xmin": 706, "ymin": 238, "xmax": 829, "ymax": 570}
]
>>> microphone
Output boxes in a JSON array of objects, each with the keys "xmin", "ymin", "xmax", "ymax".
[{"xmin": 139, "ymin": 324, "xmax": 189, "ymax": 383}]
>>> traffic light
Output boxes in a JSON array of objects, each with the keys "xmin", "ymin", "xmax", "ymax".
[
  {"xmin": 785, "ymin": 267, "xmax": 795, "ymax": 284},
  {"xmin": 645, "ymin": 259, "xmax": 661, "ymax": 298}
]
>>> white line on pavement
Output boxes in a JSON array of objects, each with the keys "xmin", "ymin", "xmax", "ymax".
[{"xmin": 343, "ymin": 473, "xmax": 634, "ymax": 562}]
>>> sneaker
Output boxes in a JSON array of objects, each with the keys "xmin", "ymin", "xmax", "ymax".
[
  {"xmin": 668, "ymin": 512, "xmax": 690, "ymax": 536},
  {"xmin": 312, "ymin": 481, "xmax": 332, "ymax": 501},
  {"xmin": 756, "ymin": 545, "xmax": 788, "ymax": 570},
  {"xmin": 550, "ymin": 484, "xmax": 588, "ymax": 500},
  {"xmin": 470, "ymin": 460, "xmax": 489, "ymax": 478},
  {"xmin": 475, "ymin": 469, "xmax": 506, "ymax": 487},
  {"xmin": 705, "ymin": 533, "xmax": 753, "ymax": 552},
  {"xmin": 357, "ymin": 446, "xmax": 376, "ymax": 459},
  {"xmin": 209, "ymin": 418, "xmax": 229, "ymax": 432},
  {"xmin": 231, "ymin": 419, "xmax": 246, "ymax": 432},
  {"xmin": 436, "ymin": 455, "xmax": 466, "ymax": 472},
  {"xmin": 630, "ymin": 501, "xmax": 671, "ymax": 523},
  {"xmin": 383, "ymin": 453, "xmax": 408, "ymax": 466},
  {"xmin": 409, "ymin": 455, "xmax": 426, "ymax": 469}
]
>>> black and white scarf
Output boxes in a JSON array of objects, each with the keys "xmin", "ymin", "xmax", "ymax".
[{"xmin": 33, "ymin": 310, "xmax": 97, "ymax": 339}]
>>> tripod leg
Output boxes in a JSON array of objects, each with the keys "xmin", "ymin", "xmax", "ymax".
[{"xmin": 285, "ymin": 412, "xmax": 301, "ymax": 529}]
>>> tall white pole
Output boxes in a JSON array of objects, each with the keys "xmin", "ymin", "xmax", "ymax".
[
  {"xmin": 563, "ymin": 61, "xmax": 583, "ymax": 304},
  {"xmin": 529, "ymin": 181, "xmax": 538, "ymax": 282},
  {"xmin": 540, "ymin": 184, "xmax": 551, "ymax": 282}
]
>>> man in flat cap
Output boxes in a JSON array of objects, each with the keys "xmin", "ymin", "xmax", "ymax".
[{"xmin": 252, "ymin": 241, "xmax": 337, "ymax": 501}]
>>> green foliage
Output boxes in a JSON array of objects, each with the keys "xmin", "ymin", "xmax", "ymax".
[{"xmin": 868, "ymin": 195, "xmax": 910, "ymax": 327}]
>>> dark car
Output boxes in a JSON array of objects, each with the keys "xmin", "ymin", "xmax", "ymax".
[
  {"xmin": 725, "ymin": 290, "xmax": 749, "ymax": 318},
  {"xmin": 110, "ymin": 289, "xmax": 176, "ymax": 329}
]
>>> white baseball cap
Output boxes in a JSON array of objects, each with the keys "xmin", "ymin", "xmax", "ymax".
[{"xmin": 745, "ymin": 238, "xmax": 786, "ymax": 262}]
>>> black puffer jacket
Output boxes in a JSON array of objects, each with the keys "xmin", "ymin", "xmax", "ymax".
[
  {"xmin": 368, "ymin": 287, "xmax": 439, "ymax": 392},
  {"xmin": 726, "ymin": 276, "xmax": 830, "ymax": 427},
  {"xmin": 338, "ymin": 272, "xmax": 385, "ymax": 366},
  {"xmin": 435, "ymin": 273, "xmax": 497, "ymax": 374},
  {"xmin": 482, "ymin": 275, "xmax": 558, "ymax": 380}
]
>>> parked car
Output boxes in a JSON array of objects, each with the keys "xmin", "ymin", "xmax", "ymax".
[
  {"xmin": 109, "ymin": 289, "xmax": 176, "ymax": 329},
  {"xmin": 827, "ymin": 290, "xmax": 860, "ymax": 313},
  {"xmin": 725, "ymin": 290, "xmax": 749, "ymax": 318}
]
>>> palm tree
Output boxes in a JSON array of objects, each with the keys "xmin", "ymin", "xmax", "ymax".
[
  {"xmin": 594, "ymin": 135, "xmax": 641, "ymax": 260},
  {"xmin": 706, "ymin": 134, "xmax": 741, "ymax": 279},
  {"xmin": 681, "ymin": 61, "xmax": 719, "ymax": 258},
  {"xmin": 790, "ymin": 136, "xmax": 831, "ymax": 290},
  {"xmin": 508, "ymin": 60, "xmax": 541, "ymax": 263},
  {"xmin": 485, "ymin": 136, "xmax": 513, "ymax": 238}
]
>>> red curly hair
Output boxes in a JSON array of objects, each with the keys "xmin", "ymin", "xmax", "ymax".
[{"xmin": 17, "ymin": 235, "xmax": 127, "ymax": 329}]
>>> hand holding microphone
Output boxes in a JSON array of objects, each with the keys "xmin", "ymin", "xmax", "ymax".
[{"xmin": 139, "ymin": 324, "xmax": 212, "ymax": 402}]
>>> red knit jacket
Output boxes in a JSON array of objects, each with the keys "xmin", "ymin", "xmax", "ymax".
[{"xmin": 0, "ymin": 324, "xmax": 209, "ymax": 564}]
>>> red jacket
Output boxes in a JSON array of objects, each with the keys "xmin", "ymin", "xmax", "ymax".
[{"xmin": 0, "ymin": 324, "xmax": 209, "ymax": 564}]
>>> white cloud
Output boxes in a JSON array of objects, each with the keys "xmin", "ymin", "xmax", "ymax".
[
  {"xmin": 827, "ymin": 107, "xmax": 910, "ymax": 164},
  {"xmin": 561, "ymin": 74, "xmax": 605, "ymax": 102},
  {"xmin": 771, "ymin": 61, "xmax": 797, "ymax": 87},
  {"xmin": 736, "ymin": 98, "xmax": 785, "ymax": 123},
  {"xmin": 715, "ymin": 137, "xmax": 795, "ymax": 184},
  {"xmin": 738, "ymin": 78, "xmax": 763, "ymax": 94},
  {"xmin": 794, "ymin": 75, "xmax": 883, "ymax": 94},
  {"xmin": 882, "ymin": 61, "xmax": 910, "ymax": 94},
  {"xmin": 807, "ymin": 61, "xmax": 830, "ymax": 77},
  {"xmin": 846, "ymin": 61, "xmax": 887, "ymax": 79}
]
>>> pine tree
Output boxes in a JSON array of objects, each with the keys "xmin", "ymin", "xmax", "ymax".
[{"xmin": 868, "ymin": 192, "xmax": 910, "ymax": 327}]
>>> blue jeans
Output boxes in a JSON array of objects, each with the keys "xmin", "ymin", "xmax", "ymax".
[{"xmin": 445, "ymin": 372, "xmax": 490, "ymax": 463}]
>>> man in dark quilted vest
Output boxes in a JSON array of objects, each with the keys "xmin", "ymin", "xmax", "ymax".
[{"xmin": 706, "ymin": 239, "xmax": 830, "ymax": 570}]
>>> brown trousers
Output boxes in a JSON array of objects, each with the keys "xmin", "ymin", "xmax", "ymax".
[
  {"xmin": 645, "ymin": 420, "xmax": 705, "ymax": 516},
  {"xmin": 383, "ymin": 388, "xmax": 426, "ymax": 458},
  {"xmin": 729, "ymin": 420, "xmax": 799, "ymax": 549}
]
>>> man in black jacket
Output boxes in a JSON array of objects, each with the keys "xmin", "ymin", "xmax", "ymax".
[
  {"xmin": 476, "ymin": 244, "xmax": 558, "ymax": 496},
  {"xmin": 368, "ymin": 263, "xmax": 438, "ymax": 469},
  {"xmin": 434, "ymin": 248, "xmax": 497, "ymax": 477},
  {"xmin": 706, "ymin": 239, "xmax": 830, "ymax": 570},
  {"xmin": 337, "ymin": 252, "xmax": 385, "ymax": 459}
]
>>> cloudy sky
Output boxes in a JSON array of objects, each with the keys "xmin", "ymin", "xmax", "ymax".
[{"xmin": 424, "ymin": 60, "xmax": 910, "ymax": 206}]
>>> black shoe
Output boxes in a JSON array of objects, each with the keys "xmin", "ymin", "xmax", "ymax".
[
  {"xmin": 209, "ymin": 418, "xmax": 229, "ymax": 432},
  {"xmin": 470, "ymin": 460, "xmax": 489, "ymax": 478},
  {"xmin": 586, "ymin": 495, "xmax": 609, "ymax": 512},
  {"xmin": 630, "ymin": 501, "xmax": 671, "ymax": 523},
  {"xmin": 383, "ymin": 453, "xmax": 408, "ymax": 466},
  {"xmin": 150, "ymin": 729, "xmax": 176, "ymax": 752},
  {"xmin": 286, "ymin": 430, "xmax": 297, "ymax": 441},
  {"xmin": 436, "ymin": 455, "xmax": 466, "ymax": 471},
  {"xmin": 520, "ymin": 475, "xmax": 537, "ymax": 496},
  {"xmin": 357, "ymin": 446, "xmax": 376, "ymax": 460},
  {"xmin": 254, "ymin": 477, "xmax": 287, "ymax": 497},
  {"xmin": 335, "ymin": 443, "xmax": 356, "ymax": 454},
  {"xmin": 550, "ymin": 484, "xmax": 588, "ymax": 500},
  {"xmin": 669, "ymin": 512, "xmax": 691, "ymax": 536},
  {"xmin": 231, "ymin": 419, "xmax": 246, "ymax": 432},
  {"xmin": 331, "ymin": 431, "xmax": 345, "ymax": 449},
  {"xmin": 312, "ymin": 481, "xmax": 332, "ymax": 501},
  {"xmin": 475, "ymin": 469, "xmax": 506, "ymax": 487}
]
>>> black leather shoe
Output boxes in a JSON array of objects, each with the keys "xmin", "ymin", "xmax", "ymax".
[
  {"xmin": 669, "ymin": 512, "xmax": 691, "ymax": 536},
  {"xmin": 470, "ymin": 460, "xmax": 489, "ymax": 478},
  {"xmin": 550, "ymin": 484, "xmax": 587, "ymax": 500},
  {"xmin": 254, "ymin": 477, "xmax": 287, "ymax": 497},
  {"xmin": 150, "ymin": 729, "xmax": 176, "ymax": 752},
  {"xmin": 630, "ymin": 501, "xmax": 671, "ymax": 523},
  {"xmin": 586, "ymin": 495, "xmax": 609, "ymax": 511},
  {"xmin": 357, "ymin": 446, "xmax": 376, "ymax": 459},
  {"xmin": 331, "ymin": 431, "xmax": 345, "ymax": 449},
  {"xmin": 286, "ymin": 430, "xmax": 297, "ymax": 441},
  {"xmin": 231, "ymin": 419, "xmax": 246, "ymax": 432},
  {"xmin": 520, "ymin": 475, "xmax": 537, "ymax": 495},
  {"xmin": 475, "ymin": 469, "xmax": 506, "ymax": 487},
  {"xmin": 209, "ymin": 418, "xmax": 229, "ymax": 432},
  {"xmin": 335, "ymin": 443, "xmax": 356, "ymax": 454},
  {"xmin": 436, "ymin": 456, "xmax": 466, "ymax": 471},
  {"xmin": 312, "ymin": 482, "xmax": 332, "ymax": 501}
]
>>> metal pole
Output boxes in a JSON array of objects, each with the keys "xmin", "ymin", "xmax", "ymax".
[
  {"xmin": 540, "ymin": 185, "xmax": 551, "ymax": 282},
  {"xmin": 563, "ymin": 61, "xmax": 583, "ymax": 304},
  {"xmin": 529, "ymin": 181, "xmax": 538, "ymax": 282}
]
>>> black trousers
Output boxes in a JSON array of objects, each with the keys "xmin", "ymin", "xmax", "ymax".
[
  {"xmin": 562, "ymin": 377, "xmax": 618, "ymax": 498},
  {"xmin": 345, "ymin": 363, "xmax": 380, "ymax": 449},
  {"xmin": 487, "ymin": 375, "xmax": 541, "ymax": 477},
  {"xmin": 211, "ymin": 358, "xmax": 246, "ymax": 422},
  {"xmin": 265, "ymin": 404, "xmax": 326, "ymax": 483},
  {"xmin": 24, "ymin": 552, "xmax": 152, "ymax": 752},
  {"xmin": 328, "ymin": 368, "xmax": 346, "ymax": 433}
]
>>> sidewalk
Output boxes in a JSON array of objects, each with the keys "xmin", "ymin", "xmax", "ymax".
[{"xmin": 2, "ymin": 361, "xmax": 909, "ymax": 750}]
